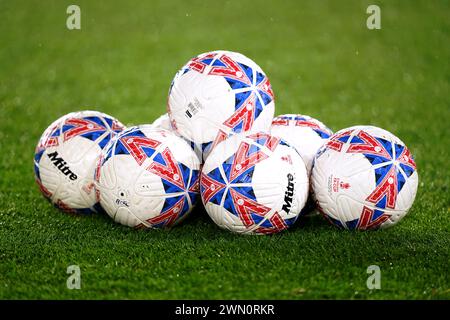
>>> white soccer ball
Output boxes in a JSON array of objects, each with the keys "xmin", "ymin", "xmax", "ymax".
[
  {"xmin": 151, "ymin": 113, "xmax": 174, "ymax": 131},
  {"xmin": 34, "ymin": 110, "xmax": 125, "ymax": 214},
  {"xmin": 167, "ymin": 50, "xmax": 275, "ymax": 162},
  {"xmin": 270, "ymin": 114, "xmax": 333, "ymax": 175},
  {"xmin": 151, "ymin": 112, "xmax": 204, "ymax": 160},
  {"xmin": 96, "ymin": 125, "xmax": 201, "ymax": 229},
  {"xmin": 200, "ymin": 132, "xmax": 309, "ymax": 235},
  {"xmin": 311, "ymin": 125, "xmax": 419, "ymax": 230}
]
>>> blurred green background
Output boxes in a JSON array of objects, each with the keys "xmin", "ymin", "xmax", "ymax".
[{"xmin": 0, "ymin": 0, "xmax": 449, "ymax": 299}]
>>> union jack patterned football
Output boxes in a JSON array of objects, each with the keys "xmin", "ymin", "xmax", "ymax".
[
  {"xmin": 200, "ymin": 132, "xmax": 309, "ymax": 235},
  {"xmin": 34, "ymin": 110, "xmax": 125, "ymax": 214},
  {"xmin": 95, "ymin": 125, "xmax": 200, "ymax": 229},
  {"xmin": 167, "ymin": 50, "xmax": 275, "ymax": 162},
  {"xmin": 311, "ymin": 126, "xmax": 419, "ymax": 230},
  {"xmin": 270, "ymin": 114, "xmax": 333, "ymax": 175}
]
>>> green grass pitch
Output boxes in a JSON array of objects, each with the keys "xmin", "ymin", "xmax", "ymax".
[{"xmin": 0, "ymin": 0, "xmax": 449, "ymax": 299}]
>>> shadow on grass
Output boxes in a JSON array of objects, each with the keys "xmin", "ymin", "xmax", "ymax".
[{"xmin": 33, "ymin": 197, "xmax": 448, "ymax": 267}]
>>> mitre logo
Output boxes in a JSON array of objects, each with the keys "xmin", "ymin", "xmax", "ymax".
[
  {"xmin": 47, "ymin": 151, "xmax": 77, "ymax": 180},
  {"xmin": 282, "ymin": 173, "xmax": 295, "ymax": 214}
]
